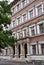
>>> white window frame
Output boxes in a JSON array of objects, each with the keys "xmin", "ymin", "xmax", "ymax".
[
  {"xmin": 28, "ymin": 7, "xmax": 34, "ymax": 20},
  {"xmin": 29, "ymin": 24, "xmax": 36, "ymax": 36},
  {"xmin": 22, "ymin": 27, "xmax": 29, "ymax": 38},
  {"xmin": 17, "ymin": 4, "xmax": 20, "ymax": 12},
  {"xmin": 22, "ymin": 12, "xmax": 27, "ymax": 23},
  {"xmin": 12, "ymin": 32, "xmax": 17, "ymax": 38},
  {"xmin": 12, "ymin": 19, "xmax": 17, "ymax": 28},
  {"xmin": 17, "ymin": 16, "xmax": 21, "ymax": 25},
  {"xmin": 36, "ymin": 2, "xmax": 43, "ymax": 16},
  {"xmin": 37, "ymin": 20, "xmax": 44, "ymax": 34},
  {"xmin": 17, "ymin": 30, "xmax": 22, "ymax": 39},
  {"xmin": 21, "ymin": 0, "xmax": 26, "ymax": 8}
]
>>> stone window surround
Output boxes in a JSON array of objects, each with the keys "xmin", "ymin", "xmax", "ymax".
[
  {"xmin": 22, "ymin": 12, "xmax": 27, "ymax": 23},
  {"xmin": 17, "ymin": 30, "xmax": 22, "ymax": 39},
  {"xmin": 11, "ymin": 3, "xmax": 43, "ymax": 28},
  {"xmin": 11, "ymin": 0, "xmax": 35, "ymax": 15},
  {"xmin": 22, "ymin": 27, "xmax": 28, "ymax": 38},
  {"xmin": 29, "ymin": 24, "xmax": 36, "ymax": 36},
  {"xmin": 30, "ymin": 41, "xmax": 44, "ymax": 55},
  {"xmin": 37, "ymin": 20, "xmax": 44, "ymax": 34},
  {"xmin": 36, "ymin": 2, "xmax": 43, "ymax": 16},
  {"xmin": 12, "ymin": 32, "xmax": 17, "ymax": 38},
  {"xmin": 21, "ymin": 0, "xmax": 26, "ymax": 8},
  {"xmin": 28, "ymin": 7, "xmax": 35, "ymax": 20},
  {"xmin": 12, "ymin": 20, "xmax": 44, "ymax": 39},
  {"xmin": 17, "ymin": 16, "xmax": 21, "ymax": 25}
]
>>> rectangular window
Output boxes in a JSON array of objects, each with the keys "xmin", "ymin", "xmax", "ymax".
[
  {"xmin": 32, "ymin": 45, "xmax": 36, "ymax": 55},
  {"xmin": 18, "ymin": 32, "xmax": 23, "ymax": 39},
  {"xmin": 39, "ymin": 23, "xmax": 44, "ymax": 33},
  {"xmin": 31, "ymin": 26, "xmax": 35, "ymax": 36},
  {"xmin": 37, "ymin": 5, "xmax": 42, "ymax": 15},
  {"xmin": 17, "ymin": 17, "xmax": 20, "ymax": 25},
  {"xmin": 23, "ymin": 14, "xmax": 26, "ymax": 22},
  {"xmin": 29, "ymin": 9, "xmax": 34, "ymax": 19},
  {"xmin": 41, "ymin": 44, "xmax": 44, "ymax": 54},
  {"xmin": 20, "ymin": 32, "xmax": 23, "ymax": 38},
  {"xmin": 22, "ymin": 0, "xmax": 26, "ymax": 7},
  {"xmin": 17, "ymin": 4, "xmax": 20, "ymax": 11},
  {"xmin": 12, "ymin": 8, "xmax": 15, "ymax": 15},
  {"xmin": 29, "ymin": 0, "xmax": 34, "ymax": 3},
  {"xmin": 13, "ymin": 20, "xmax": 16, "ymax": 27},
  {"xmin": 24, "ymin": 29, "xmax": 26, "ymax": 37}
]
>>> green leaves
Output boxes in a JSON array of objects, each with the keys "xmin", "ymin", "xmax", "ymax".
[
  {"xmin": 0, "ymin": 0, "xmax": 17, "ymax": 49},
  {"xmin": 0, "ymin": 0, "xmax": 17, "ymax": 50},
  {"xmin": 0, "ymin": 0, "xmax": 11, "ymax": 25}
]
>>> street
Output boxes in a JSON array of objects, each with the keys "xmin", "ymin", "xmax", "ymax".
[
  {"xmin": 0, "ymin": 59, "xmax": 44, "ymax": 65},
  {"xmin": 0, "ymin": 59, "xmax": 34, "ymax": 65}
]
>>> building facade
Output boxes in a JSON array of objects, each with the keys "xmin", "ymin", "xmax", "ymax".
[{"xmin": 0, "ymin": 0, "xmax": 44, "ymax": 61}]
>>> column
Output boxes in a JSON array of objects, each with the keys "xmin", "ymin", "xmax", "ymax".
[
  {"xmin": 10, "ymin": 47, "xmax": 13, "ymax": 57},
  {"xmin": 15, "ymin": 45, "xmax": 18, "ymax": 58},
  {"xmin": 38, "ymin": 44, "xmax": 41, "ymax": 54},
  {"xmin": 20, "ymin": 43, "xmax": 25, "ymax": 58},
  {"xmin": 27, "ymin": 43, "xmax": 31, "ymax": 60},
  {"xmin": 36, "ymin": 44, "xmax": 38, "ymax": 54},
  {"xmin": 7, "ymin": 48, "xmax": 10, "ymax": 56},
  {"xmin": 4, "ymin": 49, "xmax": 6, "ymax": 56}
]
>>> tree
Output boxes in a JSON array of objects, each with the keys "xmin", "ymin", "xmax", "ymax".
[{"xmin": 0, "ymin": 0, "xmax": 17, "ymax": 54}]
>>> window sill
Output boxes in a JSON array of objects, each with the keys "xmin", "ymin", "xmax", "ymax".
[{"xmin": 30, "ymin": 33, "xmax": 44, "ymax": 38}]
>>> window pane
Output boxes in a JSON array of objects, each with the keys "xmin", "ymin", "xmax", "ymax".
[
  {"xmin": 17, "ymin": 17, "xmax": 20, "ymax": 25},
  {"xmin": 22, "ymin": 0, "xmax": 26, "ymax": 7},
  {"xmin": 31, "ymin": 26, "xmax": 35, "ymax": 36},
  {"xmin": 17, "ymin": 4, "xmax": 20, "ymax": 11},
  {"xmin": 37, "ymin": 5, "xmax": 42, "ymax": 15},
  {"xmin": 29, "ymin": 9, "xmax": 34, "ymax": 19},
  {"xmin": 32, "ymin": 45, "xmax": 36, "ymax": 55},
  {"xmin": 29, "ymin": 0, "xmax": 34, "ymax": 3},
  {"xmin": 24, "ymin": 29, "xmax": 26, "ymax": 37},
  {"xmin": 39, "ymin": 23, "xmax": 44, "ymax": 33},
  {"xmin": 13, "ymin": 20, "xmax": 16, "ymax": 27},
  {"xmin": 41, "ymin": 44, "xmax": 44, "ymax": 54},
  {"xmin": 23, "ymin": 14, "xmax": 26, "ymax": 22}
]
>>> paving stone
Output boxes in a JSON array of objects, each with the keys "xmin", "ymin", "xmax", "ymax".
[{"xmin": 0, "ymin": 59, "xmax": 44, "ymax": 65}]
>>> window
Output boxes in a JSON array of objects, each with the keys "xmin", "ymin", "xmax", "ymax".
[
  {"xmin": 29, "ymin": 9, "xmax": 34, "ymax": 19},
  {"xmin": 23, "ymin": 14, "xmax": 26, "ymax": 22},
  {"xmin": 13, "ymin": 33, "xmax": 17, "ymax": 38},
  {"xmin": 31, "ymin": 26, "xmax": 35, "ymax": 36},
  {"xmin": 41, "ymin": 44, "xmax": 44, "ymax": 54},
  {"xmin": 23, "ymin": 28, "xmax": 29, "ymax": 37},
  {"xmin": 24, "ymin": 29, "xmax": 26, "ymax": 37},
  {"xmin": 18, "ymin": 32, "xmax": 23, "ymax": 39},
  {"xmin": 22, "ymin": 0, "xmax": 26, "ymax": 7},
  {"xmin": 37, "ymin": 4, "xmax": 42, "ymax": 15},
  {"xmin": 32, "ymin": 45, "xmax": 36, "ymax": 55},
  {"xmin": 29, "ymin": 0, "xmax": 34, "ymax": 3},
  {"xmin": 20, "ymin": 32, "xmax": 23, "ymax": 38},
  {"xmin": 17, "ymin": 17, "xmax": 20, "ymax": 25},
  {"xmin": 12, "ymin": 8, "xmax": 15, "ymax": 15},
  {"xmin": 13, "ymin": 20, "xmax": 16, "ymax": 27},
  {"xmin": 39, "ymin": 23, "xmax": 44, "ymax": 33},
  {"xmin": 17, "ymin": 4, "xmax": 20, "ymax": 11}
]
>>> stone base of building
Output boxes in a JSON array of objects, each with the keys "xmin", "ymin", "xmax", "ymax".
[{"xmin": 0, "ymin": 55, "xmax": 44, "ymax": 62}]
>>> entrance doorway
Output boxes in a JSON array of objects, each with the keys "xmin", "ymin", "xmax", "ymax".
[
  {"xmin": 24, "ymin": 44, "xmax": 27, "ymax": 58},
  {"xmin": 18, "ymin": 44, "xmax": 21, "ymax": 58}
]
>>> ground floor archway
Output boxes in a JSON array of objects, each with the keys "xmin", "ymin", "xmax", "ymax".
[{"xmin": 24, "ymin": 43, "xmax": 27, "ymax": 58}]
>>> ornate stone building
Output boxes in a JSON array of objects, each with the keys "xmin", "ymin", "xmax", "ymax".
[{"xmin": 0, "ymin": 0, "xmax": 44, "ymax": 61}]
